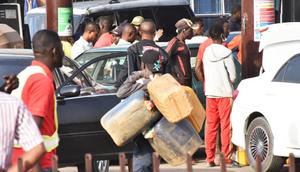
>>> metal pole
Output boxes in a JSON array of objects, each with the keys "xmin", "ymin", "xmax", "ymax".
[
  {"xmin": 51, "ymin": 155, "xmax": 58, "ymax": 172},
  {"xmin": 17, "ymin": 157, "xmax": 23, "ymax": 172},
  {"xmin": 152, "ymin": 152, "xmax": 160, "ymax": 172},
  {"xmin": 256, "ymin": 155, "xmax": 262, "ymax": 172},
  {"xmin": 119, "ymin": 153, "xmax": 126, "ymax": 172},
  {"xmin": 288, "ymin": 153, "xmax": 296, "ymax": 172},
  {"xmin": 219, "ymin": 153, "xmax": 227, "ymax": 172},
  {"xmin": 85, "ymin": 153, "xmax": 92, "ymax": 172},
  {"xmin": 186, "ymin": 154, "xmax": 193, "ymax": 172}
]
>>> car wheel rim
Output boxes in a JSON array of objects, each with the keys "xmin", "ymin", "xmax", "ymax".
[{"xmin": 249, "ymin": 126, "xmax": 269, "ymax": 162}]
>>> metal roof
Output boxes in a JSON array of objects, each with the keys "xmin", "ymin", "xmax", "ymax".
[
  {"xmin": 27, "ymin": 0, "xmax": 190, "ymax": 16},
  {"xmin": 84, "ymin": 0, "xmax": 190, "ymax": 14}
]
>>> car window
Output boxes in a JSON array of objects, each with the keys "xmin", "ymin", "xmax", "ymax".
[
  {"xmin": 273, "ymin": 55, "xmax": 300, "ymax": 83},
  {"xmin": 60, "ymin": 57, "xmax": 91, "ymax": 88},
  {"xmin": 85, "ymin": 55, "xmax": 127, "ymax": 94},
  {"xmin": 76, "ymin": 52, "xmax": 112, "ymax": 66},
  {"xmin": 283, "ymin": 55, "xmax": 300, "ymax": 83},
  {"xmin": 0, "ymin": 56, "xmax": 32, "ymax": 86},
  {"xmin": 155, "ymin": 6, "xmax": 192, "ymax": 41}
]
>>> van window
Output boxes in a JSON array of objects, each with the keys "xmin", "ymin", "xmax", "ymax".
[
  {"xmin": 118, "ymin": 10, "xmax": 141, "ymax": 23},
  {"xmin": 154, "ymin": 6, "xmax": 192, "ymax": 41}
]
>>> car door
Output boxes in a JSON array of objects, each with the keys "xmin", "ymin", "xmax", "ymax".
[
  {"xmin": 56, "ymin": 52, "xmax": 133, "ymax": 165},
  {"xmin": 267, "ymin": 54, "xmax": 300, "ymax": 150}
]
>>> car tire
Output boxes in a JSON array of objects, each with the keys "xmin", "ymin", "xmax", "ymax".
[
  {"xmin": 246, "ymin": 117, "xmax": 284, "ymax": 172},
  {"xmin": 77, "ymin": 160, "xmax": 109, "ymax": 172}
]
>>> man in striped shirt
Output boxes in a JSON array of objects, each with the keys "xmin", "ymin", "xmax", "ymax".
[{"xmin": 0, "ymin": 91, "xmax": 45, "ymax": 172}]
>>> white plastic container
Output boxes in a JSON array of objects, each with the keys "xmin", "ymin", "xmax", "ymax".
[
  {"xmin": 101, "ymin": 90, "xmax": 160, "ymax": 146},
  {"xmin": 147, "ymin": 118, "xmax": 203, "ymax": 166}
]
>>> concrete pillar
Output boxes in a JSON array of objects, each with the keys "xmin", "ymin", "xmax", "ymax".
[
  {"xmin": 241, "ymin": 0, "xmax": 262, "ymax": 79},
  {"xmin": 46, "ymin": 0, "xmax": 73, "ymax": 36}
]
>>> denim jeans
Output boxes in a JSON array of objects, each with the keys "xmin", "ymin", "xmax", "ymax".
[{"xmin": 133, "ymin": 135, "xmax": 153, "ymax": 172}]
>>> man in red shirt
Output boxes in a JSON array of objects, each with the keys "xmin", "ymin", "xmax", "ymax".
[
  {"xmin": 94, "ymin": 16, "xmax": 114, "ymax": 48},
  {"xmin": 195, "ymin": 37, "xmax": 213, "ymax": 84},
  {"xmin": 11, "ymin": 30, "xmax": 64, "ymax": 172}
]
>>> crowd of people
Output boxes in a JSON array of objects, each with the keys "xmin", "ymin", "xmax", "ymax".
[{"xmin": 0, "ymin": 4, "xmax": 242, "ymax": 172}]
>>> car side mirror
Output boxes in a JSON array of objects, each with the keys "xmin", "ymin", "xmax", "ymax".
[{"xmin": 58, "ymin": 85, "xmax": 81, "ymax": 98}]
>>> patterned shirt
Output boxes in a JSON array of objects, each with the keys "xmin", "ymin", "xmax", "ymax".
[{"xmin": 0, "ymin": 92, "xmax": 42, "ymax": 171}]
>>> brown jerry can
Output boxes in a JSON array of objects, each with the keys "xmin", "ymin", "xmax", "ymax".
[
  {"xmin": 147, "ymin": 74, "xmax": 193, "ymax": 123},
  {"xmin": 148, "ymin": 74, "xmax": 206, "ymax": 132},
  {"xmin": 183, "ymin": 86, "xmax": 206, "ymax": 133},
  {"xmin": 100, "ymin": 90, "xmax": 160, "ymax": 146}
]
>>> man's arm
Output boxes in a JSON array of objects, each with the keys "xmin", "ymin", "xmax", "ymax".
[
  {"xmin": 9, "ymin": 101, "xmax": 45, "ymax": 172},
  {"xmin": 7, "ymin": 144, "xmax": 45, "ymax": 172},
  {"xmin": 195, "ymin": 57, "xmax": 204, "ymax": 84},
  {"xmin": 0, "ymin": 74, "xmax": 19, "ymax": 93},
  {"xmin": 224, "ymin": 54, "xmax": 237, "ymax": 83},
  {"xmin": 116, "ymin": 71, "xmax": 144, "ymax": 99}
]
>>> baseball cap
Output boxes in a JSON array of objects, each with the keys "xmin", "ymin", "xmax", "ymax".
[
  {"xmin": 110, "ymin": 20, "xmax": 128, "ymax": 36},
  {"xmin": 110, "ymin": 26, "xmax": 122, "ymax": 36},
  {"xmin": 131, "ymin": 16, "xmax": 144, "ymax": 26},
  {"xmin": 142, "ymin": 50, "xmax": 164, "ymax": 74},
  {"xmin": 175, "ymin": 18, "xmax": 199, "ymax": 32}
]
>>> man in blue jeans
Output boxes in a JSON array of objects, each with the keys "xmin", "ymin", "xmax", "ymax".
[{"xmin": 117, "ymin": 50, "xmax": 166, "ymax": 172}]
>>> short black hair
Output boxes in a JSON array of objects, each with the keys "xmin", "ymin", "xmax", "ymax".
[
  {"xmin": 84, "ymin": 21, "xmax": 99, "ymax": 33},
  {"xmin": 193, "ymin": 17, "xmax": 204, "ymax": 26},
  {"xmin": 140, "ymin": 19, "xmax": 156, "ymax": 35},
  {"xmin": 32, "ymin": 30, "xmax": 60, "ymax": 53},
  {"xmin": 208, "ymin": 24, "xmax": 224, "ymax": 40},
  {"xmin": 231, "ymin": 5, "xmax": 241, "ymax": 15}
]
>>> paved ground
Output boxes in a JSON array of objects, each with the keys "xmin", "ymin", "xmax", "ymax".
[
  {"xmin": 59, "ymin": 146, "xmax": 300, "ymax": 172},
  {"xmin": 59, "ymin": 163, "xmax": 295, "ymax": 172}
]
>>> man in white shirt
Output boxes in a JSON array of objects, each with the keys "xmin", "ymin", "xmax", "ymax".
[
  {"xmin": 71, "ymin": 21, "xmax": 99, "ymax": 59},
  {"xmin": 0, "ymin": 92, "xmax": 45, "ymax": 172},
  {"xmin": 117, "ymin": 24, "xmax": 137, "ymax": 46}
]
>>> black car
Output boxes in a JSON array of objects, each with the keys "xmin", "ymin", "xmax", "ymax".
[{"xmin": 0, "ymin": 49, "xmax": 132, "ymax": 172}]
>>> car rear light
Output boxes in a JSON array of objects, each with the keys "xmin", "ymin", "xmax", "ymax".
[{"xmin": 233, "ymin": 89, "xmax": 239, "ymax": 101}]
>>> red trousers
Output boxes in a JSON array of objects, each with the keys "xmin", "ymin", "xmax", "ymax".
[{"xmin": 205, "ymin": 97, "xmax": 232, "ymax": 163}]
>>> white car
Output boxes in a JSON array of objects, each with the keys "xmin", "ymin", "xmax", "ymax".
[{"xmin": 231, "ymin": 23, "xmax": 300, "ymax": 172}]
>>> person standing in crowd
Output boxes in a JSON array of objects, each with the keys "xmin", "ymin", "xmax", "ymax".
[
  {"xmin": 110, "ymin": 26, "xmax": 123, "ymax": 46},
  {"xmin": 71, "ymin": 21, "xmax": 99, "ymax": 59},
  {"xmin": 194, "ymin": 33, "xmax": 213, "ymax": 84},
  {"xmin": 188, "ymin": 18, "xmax": 207, "ymax": 44},
  {"xmin": 111, "ymin": 20, "xmax": 128, "ymax": 46},
  {"xmin": 229, "ymin": 5, "xmax": 241, "ymax": 31},
  {"xmin": 202, "ymin": 24, "xmax": 236, "ymax": 167},
  {"xmin": 117, "ymin": 24, "xmax": 137, "ymax": 46},
  {"xmin": 0, "ymin": 91, "xmax": 45, "ymax": 172},
  {"xmin": 165, "ymin": 18, "xmax": 198, "ymax": 87},
  {"xmin": 11, "ymin": 30, "xmax": 64, "ymax": 172},
  {"xmin": 127, "ymin": 19, "xmax": 168, "ymax": 75},
  {"xmin": 94, "ymin": 16, "xmax": 114, "ymax": 48},
  {"xmin": 60, "ymin": 36, "xmax": 74, "ymax": 59},
  {"xmin": 219, "ymin": 18, "xmax": 230, "ymax": 40},
  {"xmin": 195, "ymin": 18, "xmax": 229, "ymax": 84},
  {"xmin": 131, "ymin": 16, "xmax": 144, "ymax": 41},
  {"xmin": 115, "ymin": 20, "xmax": 168, "ymax": 88},
  {"xmin": 117, "ymin": 50, "xmax": 166, "ymax": 172}
]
